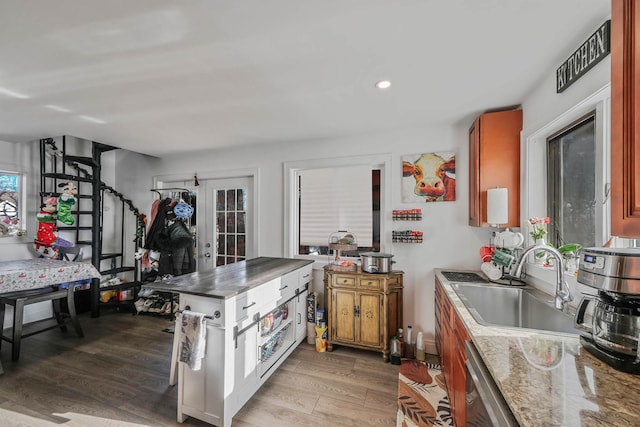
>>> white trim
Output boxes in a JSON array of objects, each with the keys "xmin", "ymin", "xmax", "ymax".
[
  {"xmin": 0, "ymin": 169, "xmax": 28, "ymax": 245},
  {"xmin": 522, "ymin": 83, "xmax": 610, "ymax": 282},
  {"xmin": 283, "ymin": 154, "xmax": 393, "ymax": 259},
  {"xmin": 153, "ymin": 168, "xmax": 260, "ymax": 259}
]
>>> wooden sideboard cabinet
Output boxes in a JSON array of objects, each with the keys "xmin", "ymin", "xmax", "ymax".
[
  {"xmin": 468, "ymin": 109, "xmax": 522, "ymax": 228},
  {"xmin": 611, "ymin": 0, "xmax": 640, "ymax": 237},
  {"xmin": 435, "ymin": 278, "xmax": 470, "ymax": 427},
  {"xmin": 324, "ymin": 268, "xmax": 403, "ymax": 362}
]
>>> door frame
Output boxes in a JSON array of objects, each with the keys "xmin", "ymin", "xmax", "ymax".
[{"xmin": 153, "ymin": 167, "xmax": 260, "ymax": 263}]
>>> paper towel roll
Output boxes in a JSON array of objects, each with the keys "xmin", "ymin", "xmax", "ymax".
[{"xmin": 487, "ymin": 188, "xmax": 508, "ymax": 226}]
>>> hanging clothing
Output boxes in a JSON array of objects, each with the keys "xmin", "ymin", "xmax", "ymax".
[{"xmin": 146, "ymin": 198, "xmax": 173, "ymax": 251}]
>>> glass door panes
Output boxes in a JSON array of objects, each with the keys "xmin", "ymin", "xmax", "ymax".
[{"xmin": 216, "ymin": 188, "xmax": 247, "ymax": 266}]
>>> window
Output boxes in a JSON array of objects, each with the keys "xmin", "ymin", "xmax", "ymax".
[
  {"xmin": 546, "ymin": 113, "xmax": 596, "ymax": 247},
  {"xmin": 297, "ymin": 167, "xmax": 380, "ymax": 256},
  {"xmin": 525, "ymin": 85, "xmax": 609, "ymax": 260},
  {"xmin": 0, "ymin": 171, "xmax": 25, "ymax": 237},
  {"xmin": 284, "ymin": 154, "xmax": 391, "ymax": 260}
]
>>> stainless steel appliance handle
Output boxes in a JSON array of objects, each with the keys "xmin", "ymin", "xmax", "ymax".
[
  {"xmin": 574, "ymin": 294, "xmax": 596, "ymax": 333},
  {"xmin": 465, "ymin": 341, "xmax": 518, "ymax": 427}
]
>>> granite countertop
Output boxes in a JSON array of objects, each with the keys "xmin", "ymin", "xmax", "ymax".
[
  {"xmin": 435, "ymin": 269, "xmax": 640, "ymax": 427},
  {"xmin": 144, "ymin": 257, "xmax": 313, "ymax": 299}
]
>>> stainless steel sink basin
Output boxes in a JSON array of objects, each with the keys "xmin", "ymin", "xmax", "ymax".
[{"xmin": 451, "ymin": 283, "xmax": 580, "ymax": 335}]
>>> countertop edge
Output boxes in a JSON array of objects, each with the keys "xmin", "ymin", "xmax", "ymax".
[
  {"xmin": 434, "ymin": 268, "xmax": 640, "ymax": 427},
  {"xmin": 144, "ymin": 257, "xmax": 314, "ymax": 299}
]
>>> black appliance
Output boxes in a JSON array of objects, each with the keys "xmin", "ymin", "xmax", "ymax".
[{"xmin": 576, "ymin": 247, "xmax": 640, "ymax": 374}]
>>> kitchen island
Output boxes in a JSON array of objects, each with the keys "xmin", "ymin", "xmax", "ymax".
[
  {"xmin": 146, "ymin": 257, "xmax": 313, "ymax": 427},
  {"xmin": 435, "ymin": 269, "xmax": 640, "ymax": 427}
]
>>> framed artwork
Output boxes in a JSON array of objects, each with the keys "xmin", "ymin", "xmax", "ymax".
[{"xmin": 402, "ymin": 152, "xmax": 456, "ymax": 202}]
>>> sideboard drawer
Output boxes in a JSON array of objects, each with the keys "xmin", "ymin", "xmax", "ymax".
[
  {"xmin": 333, "ymin": 275, "xmax": 356, "ymax": 287},
  {"xmin": 358, "ymin": 277, "xmax": 382, "ymax": 290}
]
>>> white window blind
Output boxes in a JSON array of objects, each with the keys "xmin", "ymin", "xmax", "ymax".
[{"xmin": 299, "ymin": 166, "xmax": 373, "ymax": 247}]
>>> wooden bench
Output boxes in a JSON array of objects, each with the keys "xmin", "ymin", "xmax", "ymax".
[{"xmin": 0, "ymin": 248, "xmax": 85, "ymax": 362}]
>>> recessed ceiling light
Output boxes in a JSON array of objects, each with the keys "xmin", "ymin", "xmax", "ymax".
[
  {"xmin": 78, "ymin": 115, "xmax": 107, "ymax": 124},
  {"xmin": 375, "ymin": 80, "xmax": 391, "ymax": 90},
  {"xmin": 0, "ymin": 87, "xmax": 29, "ymax": 99},
  {"xmin": 45, "ymin": 104, "xmax": 72, "ymax": 113}
]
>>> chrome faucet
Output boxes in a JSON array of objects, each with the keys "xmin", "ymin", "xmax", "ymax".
[{"xmin": 513, "ymin": 244, "xmax": 572, "ymax": 311}]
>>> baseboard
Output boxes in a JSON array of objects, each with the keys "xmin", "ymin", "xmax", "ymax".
[{"xmin": 425, "ymin": 339, "xmax": 438, "ymax": 357}]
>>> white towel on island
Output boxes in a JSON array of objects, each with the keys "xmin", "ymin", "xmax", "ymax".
[{"xmin": 179, "ymin": 310, "xmax": 207, "ymax": 371}]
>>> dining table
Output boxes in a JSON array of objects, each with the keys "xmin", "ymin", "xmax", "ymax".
[{"xmin": 0, "ymin": 258, "xmax": 101, "ymax": 374}]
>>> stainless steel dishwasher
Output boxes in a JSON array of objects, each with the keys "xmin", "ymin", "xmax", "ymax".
[{"xmin": 465, "ymin": 341, "xmax": 519, "ymax": 426}]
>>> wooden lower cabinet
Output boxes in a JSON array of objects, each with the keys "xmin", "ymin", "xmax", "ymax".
[
  {"xmin": 435, "ymin": 278, "xmax": 470, "ymax": 427},
  {"xmin": 325, "ymin": 268, "xmax": 403, "ymax": 361}
]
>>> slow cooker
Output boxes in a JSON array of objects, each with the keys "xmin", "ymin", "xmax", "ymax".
[{"xmin": 360, "ymin": 252, "xmax": 395, "ymax": 273}]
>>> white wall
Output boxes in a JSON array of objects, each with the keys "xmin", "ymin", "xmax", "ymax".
[
  {"xmin": 121, "ymin": 124, "xmax": 493, "ymax": 352},
  {"xmin": 0, "ymin": 139, "xmax": 53, "ymax": 323},
  {"xmin": 1, "ymin": 7, "xmax": 612, "ymax": 353},
  {"xmin": 520, "ymin": 31, "xmax": 611, "ymax": 305},
  {"xmin": 119, "ymin": 13, "xmax": 612, "ymax": 353}
]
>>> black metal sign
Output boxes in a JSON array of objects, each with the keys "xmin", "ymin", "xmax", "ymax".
[{"xmin": 556, "ymin": 20, "xmax": 610, "ymax": 93}]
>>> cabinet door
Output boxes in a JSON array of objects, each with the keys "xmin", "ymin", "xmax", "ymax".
[
  {"xmin": 441, "ymin": 312, "xmax": 452, "ymax": 391},
  {"xmin": 611, "ymin": 0, "xmax": 640, "ymax": 237},
  {"xmin": 357, "ymin": 292, "xmax": 382, "ymax": 347},
  {"xmin": 295, "ymin": 289, "xmax": 308, "ymax": 343},
  {"xmin": 332, "ymin": 289, "xmax": 357, "ymax": 343},
  {"xmin": 468, "ymin": 110, "xmax": 522, "ymax": 227},
  {"xmin": 234, "ymin": 322, "xmax": 259, "ymax": 412},
  {"xmin": 452, "ymin": 348, "xmax": 467, "ymax": 427},
  {"xmin": 452, "ymin": 317, "xmax": 469, "ymax": 427}
]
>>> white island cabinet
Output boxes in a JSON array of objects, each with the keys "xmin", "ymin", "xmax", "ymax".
[{"xmin": 145, "ymin": 257, "xmax": 313, "ymax": 427}]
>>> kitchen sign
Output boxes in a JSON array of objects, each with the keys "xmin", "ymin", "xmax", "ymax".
[{"xmin": 556, "ymin": 20, "xmax": 610, "ymax": 93}]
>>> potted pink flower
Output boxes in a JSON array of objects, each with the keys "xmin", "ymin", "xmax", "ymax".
[{"xmin": 527, "ymin": 216, "xmax": 551, "ymax": 243}]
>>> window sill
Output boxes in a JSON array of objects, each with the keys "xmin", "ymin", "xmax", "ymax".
[
  {"xmin": 0, "ymin": 234, "xmax": 29, "ymax": 245},
  {"xmin": 522, "ymin": 262, "xmax": 581, "ymax": 307}
]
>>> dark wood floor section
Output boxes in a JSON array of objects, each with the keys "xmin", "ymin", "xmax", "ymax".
[{"xmin": 0, "ymin": 311, "xmax": 401, "ymax": 426}]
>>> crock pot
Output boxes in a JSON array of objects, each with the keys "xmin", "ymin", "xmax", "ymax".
[{"xmin": 360, "ymin": 252, "xmax": 395, "ymax": 273}]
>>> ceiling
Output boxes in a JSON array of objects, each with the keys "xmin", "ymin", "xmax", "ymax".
[{"xmin": 0, "ymin": 1, "xmax": 610, "ymax": 157}]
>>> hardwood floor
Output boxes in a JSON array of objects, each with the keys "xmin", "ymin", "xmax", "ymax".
[{"xmin": 0, "ymin": 310, "xmax": 403, "ymax": 426}]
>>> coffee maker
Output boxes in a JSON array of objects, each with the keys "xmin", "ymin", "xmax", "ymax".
[{"xmin": 576, "ymin": 247, "xmax": 640, "ymax": 374}]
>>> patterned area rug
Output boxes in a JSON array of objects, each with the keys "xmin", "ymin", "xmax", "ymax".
[{"xmin": 396, "ymin": 360, "xmax": 454, "ymax": 427}]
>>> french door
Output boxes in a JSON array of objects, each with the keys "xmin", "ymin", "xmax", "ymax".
[{"xmin": 200, "ymin": 177, "xmax": 254, "ymax": 271}]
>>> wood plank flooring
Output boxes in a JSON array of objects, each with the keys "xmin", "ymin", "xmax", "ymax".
[{"xmin": 0, "ymin": 310, "xmax": 404, "ymax": 426}]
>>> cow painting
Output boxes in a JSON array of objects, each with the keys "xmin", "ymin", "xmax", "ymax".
[{"xmin": 402, "ymin": 152, "xmax": 456, "ymax": 202}]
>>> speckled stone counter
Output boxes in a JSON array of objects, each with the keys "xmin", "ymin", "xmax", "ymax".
[{"xmin": 435, "ymin": 269, "xmax": 640, "ymax": 427}]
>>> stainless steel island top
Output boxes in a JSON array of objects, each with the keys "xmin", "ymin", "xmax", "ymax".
[{"xmin": 144, "ymin": 257, "xmax": 313, "ymax": 299}]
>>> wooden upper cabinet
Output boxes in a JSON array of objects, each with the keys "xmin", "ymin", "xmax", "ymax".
[
  {"xmin": 611, "ymin": 0, "xmax": 640, "ymax": 237},
  {"xmin": 468, "ymin": 109, "xmax": 523, "ymax": 227}
]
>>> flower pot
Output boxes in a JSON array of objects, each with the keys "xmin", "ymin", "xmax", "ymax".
[{"xmin": 535, "ymin": 238, "xmax": 546, "ymax": 264}]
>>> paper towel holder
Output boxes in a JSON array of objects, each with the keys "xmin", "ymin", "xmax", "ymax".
[{"xmin": 487, "ymin": 187, "xmax": 508, "ymax": 227}]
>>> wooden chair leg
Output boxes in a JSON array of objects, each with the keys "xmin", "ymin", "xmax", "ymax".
[
  {"xmin": 12, "ymin": 298, "xmax": 26, "ymax": 362},
  {"xmin": 65, "ymin": 286, "xmax": 83, "ymax": 338}
]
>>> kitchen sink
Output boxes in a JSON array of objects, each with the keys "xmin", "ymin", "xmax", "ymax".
[{"xmin": 451, "ymin": 283, "xmax": 580, "ymax": 335}]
